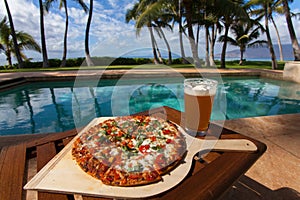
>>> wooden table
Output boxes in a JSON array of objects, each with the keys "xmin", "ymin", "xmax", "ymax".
[{"xmin": 0, "ymin": 106, "xmax": 266, "ymax": 200}]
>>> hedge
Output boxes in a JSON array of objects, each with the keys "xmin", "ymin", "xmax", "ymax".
[{"xmin": 1, "ymin": 56, "xmax": 196, "ymax": 69}]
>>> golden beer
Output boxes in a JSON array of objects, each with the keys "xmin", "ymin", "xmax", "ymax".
[{"xmin": 184, "ymin": 78, "xmax": 218, "ymax": 135}]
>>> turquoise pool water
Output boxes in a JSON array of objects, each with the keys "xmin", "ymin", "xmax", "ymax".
[{"xmin": 0, "ymin": 76, "xmax": 300, "ymax": 135}]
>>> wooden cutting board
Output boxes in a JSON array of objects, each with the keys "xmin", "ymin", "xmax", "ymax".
[{"xmin": 24, "ymin": 117, "xmax": 257, "ymax": 199}]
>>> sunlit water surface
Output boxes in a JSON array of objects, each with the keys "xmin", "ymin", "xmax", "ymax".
[{"xmin": 0, "ymin": 76, "xmax": 300, "ymax": 135}]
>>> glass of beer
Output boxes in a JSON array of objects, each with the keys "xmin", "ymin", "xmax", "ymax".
[{"xmin": 184, "ymin": 78, "xmax": 218, "ymax": 136}]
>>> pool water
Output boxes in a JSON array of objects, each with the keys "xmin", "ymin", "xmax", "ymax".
[{"xmin": 0, "ymin": 77, "xmax": 300, "ymax": 135}]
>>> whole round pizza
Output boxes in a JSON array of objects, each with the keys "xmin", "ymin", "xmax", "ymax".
[{"xmin": 72, "ymin": 115, "xmax": 187, "ymax": 186}]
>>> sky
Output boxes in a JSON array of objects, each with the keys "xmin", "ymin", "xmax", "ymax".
[{"xmin": 0, "ymin": 0, "xmax": 300, "ymax": 65}]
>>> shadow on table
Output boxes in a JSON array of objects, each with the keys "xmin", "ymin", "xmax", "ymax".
[{"xmin": 220, "ymin": 175, "xmax": 300, "ymax": 200}]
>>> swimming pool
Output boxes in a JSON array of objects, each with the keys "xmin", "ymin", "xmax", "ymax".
[{"xmin": 0, "ymin": 76, "xmax": 300, "ymax": 135}]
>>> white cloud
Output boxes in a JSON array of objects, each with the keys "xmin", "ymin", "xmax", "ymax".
[{"xmin": 1, "ymin": 0, "xmax": 299, "ymax": 66}]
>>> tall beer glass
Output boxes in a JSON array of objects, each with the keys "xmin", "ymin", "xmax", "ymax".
[{"xmin": 184, "ymin": 78, "xmax": 218, "ymax": 136}]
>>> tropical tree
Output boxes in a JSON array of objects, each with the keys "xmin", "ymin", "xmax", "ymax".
[
  {"xmin": 39, "ymin": 0, "xmax": 49, "ymax": 68},
  {"xmin": 216, "ymin": 0, "xmax": 249, "ymax": 68},
  {"xmin": 249, "ymin": 0, "xmax": 284, "ymax": 61},
  {"xmin": 45, "ymin": 0, "xmax": 88, "ymax": 67},
  {"xmin": 134, "ymin": 0, "xmax": 175, "ymax": 64},
  {"xmin": 45, "ymin": 0, "xmax": 68, "ymax": 67},
  {"xmin": 282, "ymin": 0, "xmax": 300, "ymax": 60},
  {"xmin": 3, "ymin": 0, "xmax": 24, "ymax": 68},
  {"xmin": 182, "ymin": 0, "xmax": 201, "ymax": 67},
  {"xmin": 177, "ymin": 0, "xmax": 188, "ymax": 63},
  {"xmin": 219, "ymin": 20, "xmax": 267, "ymax": 65},
  {"xmin": 85, "ymin": 0, "xmax": 93, "ymax": 66},
  {"xmin": 198, "ymin": 0, "xmax": 220, "ymax": 66},
  {"xmin": 0, "ymin": 17, "xmax": 41, "ymax": 67},
  {"xmin": 126, "ymin": 0, "xmax": 160, "ymax": 64},
  {"xmin": 249, "ymin": 0, "xmax": 278, "ymax": 69},
  {"xmin": 270, "ymin": 3, "xmax": 284, "ymax": 61}
]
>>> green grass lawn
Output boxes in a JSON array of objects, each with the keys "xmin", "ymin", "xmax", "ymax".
[
  {"xmin": 217, "ymin": 60, "xmax": 285, "ymax": 70},
  {"xmin": 0, "ymin": 60, "xmax": 285, "ymax": 73}
]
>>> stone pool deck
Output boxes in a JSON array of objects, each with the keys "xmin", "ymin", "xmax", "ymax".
[{"xmin": 0, "ymin": 68, "xmax": 299, "ymax": 199}]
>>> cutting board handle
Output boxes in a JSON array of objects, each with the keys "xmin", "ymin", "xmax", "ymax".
[{"xmin": 188, "ymin": 138, "xmax": 258, "ymax": 154}]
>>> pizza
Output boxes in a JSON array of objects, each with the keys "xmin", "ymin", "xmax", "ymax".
[{"xmin": 72, "ymin": 115, "xmax": 187, "ymax": 187}]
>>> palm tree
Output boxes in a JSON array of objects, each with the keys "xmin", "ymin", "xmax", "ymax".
[
  {"xmin": 0, "ymin": 17, "xmax": 41, "ymax": 67},
  {"xmin": 133, "ymin": 0, "xmax": 174, "ymax": 64},
  {"xmin": 249, "ymin": 0, "xmax": 278, "ymax": 69},
  {"xmin": 262, "ymin": 1, "xmax": 277, "ymax": 69},
  {"xmin": 219, "ymin": 20, "xmax": 267, "ymax": 65},
  {"xmin": 199, "ymin": 0, "xmax": 220, "ymax": 67},
  {"xmin": 126, "ymin": 0, "xmax": 160, "ymax": 64},
  {"xmin": 3, "ymin": 0, "xmax": 24, "ymax": 68},
  {"xmin": 45, "ymin": 0, "xmax": 68, "ymax": 67},
  {"xmin": 270, "ymin": 0, "xmax": 285, "ymax": 61},
  {"xmin": 282, "ymin": 0, "xmax": 300, "ymax": 60},
  {"xmin": 182, "ymin": 0, "xmax": 201, "ymax": 67},
  {"xmin": 39, "ymin": 0, "xmax": 49, "ymax": 68},
  {"xmin": 85, "ymin": 0, "xmax": 94, "ymax": 66},
  {"xmin": 216, "ymin": 0, "xmax": 249, "ymax": 68},
  {"xmin": 177, "ymin": 0, "xmax": 188, "ymax": 63},
  {"xmin": 45, "ymin": 0, "xmax": 88, "ymax": 67},
  {"xmin": 155, "ymin": 24, "xmax": 172, "ymax": 64},
  {"xmin": 0, "ymin": 17, "xmax": 13, "ymax": 66},
  {"xmin": 249, "ymin": 0, "xmax": 284, "ymax": 61}
]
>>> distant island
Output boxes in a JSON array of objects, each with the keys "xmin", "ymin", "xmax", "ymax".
[{"xmin": 215, "ymin": 44, "xmax": 294, "ymax": 61}]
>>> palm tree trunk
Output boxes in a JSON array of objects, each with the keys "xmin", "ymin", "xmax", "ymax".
[
  {"xmin": 85, "ymin": 0, "xmax": 94, "ymax": 66},
  {"xmin": 282, "ymin": 0, "xmax": 300, "ymax": 61},
  {"xmin": 209, "ymin": 24, "xmax": 216, "ymax": 66},
  {"xmin": 184, "ymin": 0, "xmax": 201, "ymax": 68},
  {"xmin": 148, "ymin": 26, "xmax": 159, "ymax": 64},
  {"xmin": 4, "ymin": 0, "xmax": 23, "ymax": 68},
  {"xmin": 6, "ymin": 48, "xmax": 12, "ymax": 67},
  {"xmin": 178, "ymin": 3, "xmax": 188, "ymax": 64},
  {"xmin": 205, "ymin": 26, "xmax": 210, "ymax": 67},
  {"xmin": 158, "ymin": 27, "xmax": 172, "ymax": 64},
  {"xmin": 154, "ymin": 38, "xmax": 164, "ymax": 64},
  {"xmin": 61, "ymin": 0, "xmax": 68, "ymax": 67},
  {"xmin": 39, "ymin": 0, "xmax": 49, "ymax": 68},
  {"xmin": 239, "ymin": 49, "xmax": 244, "ymax": 65},
  {"xmin": 220, "ymin": 24, "xmax": 230, "ymax": 69},
  {"xmin": 265, "ymin": 7, "xmax": 277, "ymax": 70},
  {"xmin": 271, "ymin": 16, "xmax": 283, "ymax": 61},
  {"xmin": 196, "ymin": 24, "xmax": 200, "ymax": 54},
  {"xmin": 179, "ymin": 24, "xmax": 188, "ymax": 64}
]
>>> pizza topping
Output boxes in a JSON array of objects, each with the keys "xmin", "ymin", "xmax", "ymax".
[{"xmin": 139, "ymin": 144, "xmax": 150, "ymax": 154}]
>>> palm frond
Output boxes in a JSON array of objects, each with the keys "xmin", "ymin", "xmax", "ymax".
[
  {"xmin": 73, "ymin": 0, "xmax": 88, "ymax": 13},
  {"xmin": 247, "ymin": 40, "xmax": 268, "ymax": 48},
  {"xmin": 136, "ymin": 1, "xmax": 163, "ymax": 29},
  {"xmin": 44, "ymin": 0, "xmax": 56, "ymax": 12},
  {"xmin": 0, "ymin": 43, "xmax": 5, "ymax": 52},
  {"xmin": 15, "ymin": 31, "xmax": 41, "ymax": 52}
]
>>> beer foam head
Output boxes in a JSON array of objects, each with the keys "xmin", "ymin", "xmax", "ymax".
[{"xmin": 184, "ymin": 78, "xmax": 218, "ymax": 96}]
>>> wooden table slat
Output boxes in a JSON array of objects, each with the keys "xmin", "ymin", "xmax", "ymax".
[
  {"xmin": 37, "ymin": 142, "xmax": 57, "ymax": 171},
  {"xmin": 37, "ymin": 142, "xmax": 71, "ymax": 200},
  {"xmin": 62, "ymin": 137, "xmax": 74, "ymax": 146},
  {"xmin": 26, "ymin": 129, "xmax": 78, "ymax": 149},
  {"xmin": 201, "ymin": 152, "xmax": 222, "ymax": 164},
  {"xmin": 82, "ymin": 196, "xmax": 112, "ymax": 200},
  {"xmin": 0, "ymin": 143, "xmax": 26, "ymax": 200}
]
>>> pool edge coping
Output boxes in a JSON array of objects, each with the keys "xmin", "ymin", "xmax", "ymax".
[{"xmin": 0, "ymin": 68, "xmax": 284, "ymax": 91}]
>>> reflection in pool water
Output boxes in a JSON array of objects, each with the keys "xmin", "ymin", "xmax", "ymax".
[{"xmin": 0, "ymin": 77, "xmax": 300, "ymax": 135}]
